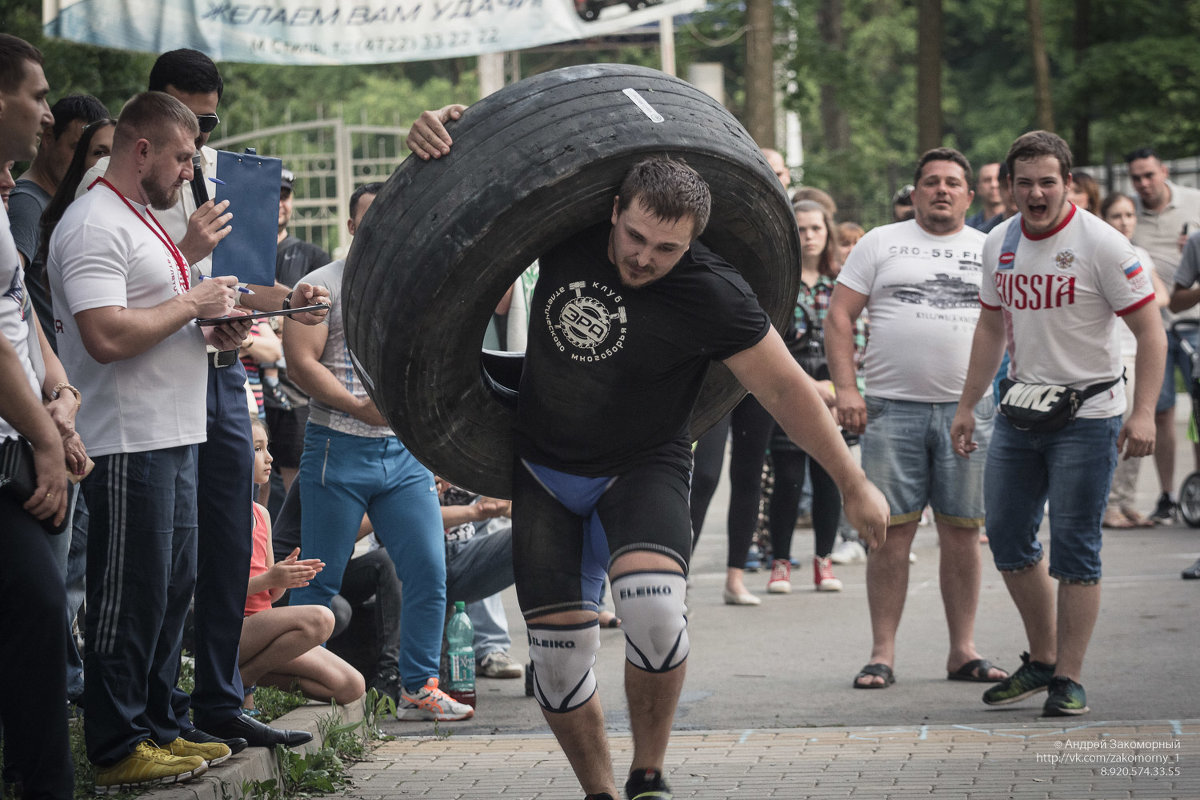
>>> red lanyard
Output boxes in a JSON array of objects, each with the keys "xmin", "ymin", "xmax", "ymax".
[{"xmin": 91, "ymin": 177, "xmax": 191, "ymax": 293}]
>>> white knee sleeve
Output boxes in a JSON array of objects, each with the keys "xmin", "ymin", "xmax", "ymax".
[
  {"xmin": 611, "ymin": 571, "xmax": 689, "ymax": 673},
  {"xmin": 527, "ymin": 622, "xmax": 600, "ymax": 713}
]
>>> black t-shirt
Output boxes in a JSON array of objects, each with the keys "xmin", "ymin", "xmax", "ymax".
[
  {"xmin": 515, "ymin": 223, "xmax": 771, "ymax": 476},
  {"xmin": 276, "ymin": 235, "xmax": 331, "ymax": 288}
]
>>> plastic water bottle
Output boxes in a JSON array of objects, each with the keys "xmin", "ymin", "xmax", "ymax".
[{"xmin": 444, "ymin": 601, "xmax": 477, "ymax": 708}]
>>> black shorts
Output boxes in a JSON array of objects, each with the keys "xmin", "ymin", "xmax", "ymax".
[{"xmin": 511, "ymin": 457, "xmax": 692, "ymax": 619}]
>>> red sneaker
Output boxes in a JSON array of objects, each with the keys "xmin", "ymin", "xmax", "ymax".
[
  {"xmin": 766, "ymin": 559, "xmax": 792, "ymax": 594},
  {"xmin": 813, "ymin": 556, "xmax": 843, "ymax": 592}
]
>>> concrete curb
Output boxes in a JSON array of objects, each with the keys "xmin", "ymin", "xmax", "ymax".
[{"xmin": 141, "ymin": 699, "xmax": 366, "ymax": 800}]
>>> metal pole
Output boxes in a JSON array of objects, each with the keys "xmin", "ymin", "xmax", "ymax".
[{"xmin": 659, "ymin": 14, "xmax": 676, "ymax": 77}]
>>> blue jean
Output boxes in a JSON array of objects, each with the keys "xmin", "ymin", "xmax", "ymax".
[
  {"xmin": 1156, "ymin": 325, "xmax": 1198, "ymax": 413},
  {"xmin": 176, "ymin": 361, "xmax": 254, "ymax": 730},
  {"xmin": 861, "ymin": 396, "xmax": 994, "ymax": 527},
  {"xmin": 446, "ymin": 517, "xmax": 516, "ymax": 657},
  {"xmin": 50, "ymin": 485, "xmax": 87, "ymax": 702},
  {"xmin": 468, "ymin": 595, "xmax": 511, "ymax": 658},
  {"xmin": 82, "ymin": 446, "xmax": 198, "ymax": 766},
  {"xmin": 292, "ymin": 424, "xmax": 446, "ymax": 691},
  {"xmin": 984, "ymin": 414, "xmax": 1121, "ymax": 583}
]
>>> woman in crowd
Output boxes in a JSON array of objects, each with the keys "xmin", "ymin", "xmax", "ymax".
[
  {"xmin": 35, "ymin": 117, "xmax": 115, "ymax": 266},
  {"xmin": 764, "ymin": 200, "xmax": 853, "ymax": 593},
  {"xmin": 837, "ymin": 221, "xmax": 865, "ymax": 263},
  {"xmin": 1069, "ymin": 171, "xmax": 1101, "ymax": 213},
  {"xmin": 1099, "ymin": 192, "xmax": 1168, "ymax": 528}
]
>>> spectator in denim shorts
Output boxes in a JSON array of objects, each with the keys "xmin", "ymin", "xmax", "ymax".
[
  {"xmin": 952, "ymin": 131, "xmax": 1166, "ymax": 717},
  {"xmin": 827, "ymin": 147, "xmax": 1008, "ymax": 691}
]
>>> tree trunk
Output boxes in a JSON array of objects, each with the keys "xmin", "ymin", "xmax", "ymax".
[
  {"xmin": 818, "ymin": 0, "xmax": 849, "ymax": 152},
  {"xmin": 916, "ymin": 0, "xmax": 942, "ymax": 153},
  {"xmin": 1071, "ymin": 0, "xmax": 1090, "ymax": 163},
  {"xmin": 745, "ymin": 0, "xmax": 775, "ymax": 147},
  {"xmin": 1027, "ymin": 0, "xmax": 1055, "ymax": 132}
]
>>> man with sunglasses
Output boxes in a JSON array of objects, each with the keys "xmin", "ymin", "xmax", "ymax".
[{"xmin": 148, "ymin": 48, "xmax": 329, "ymax": 750}]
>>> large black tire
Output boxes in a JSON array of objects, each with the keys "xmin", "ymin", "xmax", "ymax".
[{"xmin": 343, "ymin": 63, "xmax": 799, "ymax": 498}]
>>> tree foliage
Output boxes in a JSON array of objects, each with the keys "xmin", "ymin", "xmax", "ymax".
[{"xmin": 5, "ymin": 0, "xmax": 1200, "ymax": 226}]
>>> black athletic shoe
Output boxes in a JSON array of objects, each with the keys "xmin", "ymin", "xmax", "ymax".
[
  {"xmin": 368, "ymin": 667, "xmax": 402, "ymax": 706},
  {"xmin": 1151, "ymin": 492, "xmax": 1177, "ymax": 525},
  {"xmin": 625, "ymin": 767, "xmax": 672, "ymax": 800},
  {"xmin": 180, "ymin": 725, "xmax": 248, "ymax": 755}
]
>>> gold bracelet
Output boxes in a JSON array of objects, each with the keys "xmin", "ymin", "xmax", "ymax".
[{"xmin": 52, "ymin": 382, "xmax": 82, "ymax": 410}]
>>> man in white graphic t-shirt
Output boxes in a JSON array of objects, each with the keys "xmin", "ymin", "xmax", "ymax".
[
  {"xmin": 951, "ymin": 130, "xmax": 1165, "ymax": 716},
  {"xmin": 827, "ymin": 148, "xmax": 1008, "ymax": 691}
]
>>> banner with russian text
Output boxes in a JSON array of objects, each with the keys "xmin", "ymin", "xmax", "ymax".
[{"xmin": 43, "ymin": 0, "xmax": 704, "ymax": 65}]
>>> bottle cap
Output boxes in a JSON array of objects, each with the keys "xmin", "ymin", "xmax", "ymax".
[{"xmin": 455, "ymin": 600, "xmax": 466, "ymax": 611}]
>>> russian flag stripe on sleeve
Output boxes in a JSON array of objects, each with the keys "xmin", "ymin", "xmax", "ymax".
[{"xmin": 1124, "ymin": 262, "xmax": 1143, "ymax": 280}]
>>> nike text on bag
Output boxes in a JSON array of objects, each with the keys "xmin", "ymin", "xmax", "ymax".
[{"xmin": 998, "ymin": 376, "xmax": 1120, "ymax": 433}]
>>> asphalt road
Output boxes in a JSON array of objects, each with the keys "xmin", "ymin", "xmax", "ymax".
[{"xmin": 381, "ymin": 412, "xmax": 1200, "ymax": 738}]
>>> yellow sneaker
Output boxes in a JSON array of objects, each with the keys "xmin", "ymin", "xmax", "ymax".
[
  {"xmin": 93, "ymin": 740, "xmax": 207, "ymax": 794},
  {"xmin": 166, "ymin": 736, "xmax": 232, "ymax": 766}
]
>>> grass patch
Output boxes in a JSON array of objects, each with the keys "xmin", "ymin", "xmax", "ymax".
[
  {"xmin": 250, "ymin": 685, "xmax": 308, "ymax": 723},
  {"xmin": 239, "ymin": 689, "xmax": 395, "ymax": 799}
]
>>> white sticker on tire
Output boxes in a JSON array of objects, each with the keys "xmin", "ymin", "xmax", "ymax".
[{"xmin": 623, "ymin": 88, "xmax": 664, "ymax": 123}]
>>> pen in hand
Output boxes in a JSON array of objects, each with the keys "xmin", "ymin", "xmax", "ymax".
[{"xmin": 199, "ymin": 275, "xmax": 253, "ymax": 294}]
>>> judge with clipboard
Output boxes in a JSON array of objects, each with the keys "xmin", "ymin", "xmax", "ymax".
[{"xmin": 68, "ymin": 50, "xmax": 331, "ymax": 756}]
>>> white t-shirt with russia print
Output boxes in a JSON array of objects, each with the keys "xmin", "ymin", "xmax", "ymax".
[
  {"xmin": 980, "ymin": 205, "xmax": 1155, "ymax": 419},
  {"xmin": 836, "ymin": 219, "xmax": 985, "ymax": 402}
]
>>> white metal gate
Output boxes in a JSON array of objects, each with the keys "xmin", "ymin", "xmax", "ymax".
[{"xmin": 212, "ymin": 119, "xmax": 410, "ymax": 258}]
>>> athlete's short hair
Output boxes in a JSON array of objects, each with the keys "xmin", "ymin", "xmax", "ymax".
[
  {"xmin": 616, "ymin": 156, "xmax": 711, "ymax": 239},
  {"xmin": 113, "ymin": 91, "xmax": 200, "ymax": 152},
  {"xmin": 915, "ymin": 147, "xmax": 973, "ymax": 186},
  {"xmin": 1006, "ymin": 130, "xmax": 1073, "ymax": 181}
]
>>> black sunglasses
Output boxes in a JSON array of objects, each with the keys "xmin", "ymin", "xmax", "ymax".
[{"xmin": 196, "ymin": 114, "xmax": 220, "ymax": 134}]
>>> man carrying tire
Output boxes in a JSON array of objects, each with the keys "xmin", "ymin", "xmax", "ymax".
[{"xmin": 410, "ymin": 117, "xmax": 889, "ymax": 800}]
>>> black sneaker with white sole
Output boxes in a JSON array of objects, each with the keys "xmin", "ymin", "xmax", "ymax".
[
  {"xmin": 1151, "ymin": 492, "xmax": 1177, "ymax": 525},
  {"xmin": 625, "ymin": 767, "xmax": 672, "ymax": 800}
]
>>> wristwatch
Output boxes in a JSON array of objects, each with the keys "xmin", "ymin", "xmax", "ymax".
[{"xmin": 51, "ymin": 382, "xmax": 82, "ymax": 410}]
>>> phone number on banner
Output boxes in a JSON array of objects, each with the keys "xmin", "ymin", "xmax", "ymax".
[{"xmin": 250, "ymin": 28, "xmax": 503, "ymax": 58}]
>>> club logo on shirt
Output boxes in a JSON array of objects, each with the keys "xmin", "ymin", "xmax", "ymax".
[
  {"xmin": 544, "ymin": 280, "xmax": 628, "ymax": 362},
  {"xmin": 1055, "ymin": 249, "xmax": 1076, "ymax": 271}
]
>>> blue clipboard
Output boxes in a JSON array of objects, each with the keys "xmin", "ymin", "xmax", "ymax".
[{"xmin": 211, "ymin": 149, "xmax": 282, "ymax": 287}]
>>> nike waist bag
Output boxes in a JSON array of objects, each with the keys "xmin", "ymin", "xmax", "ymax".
[{"xmin": 998, "ymin": 376, "xmax": 1120, "ymax": 434}]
